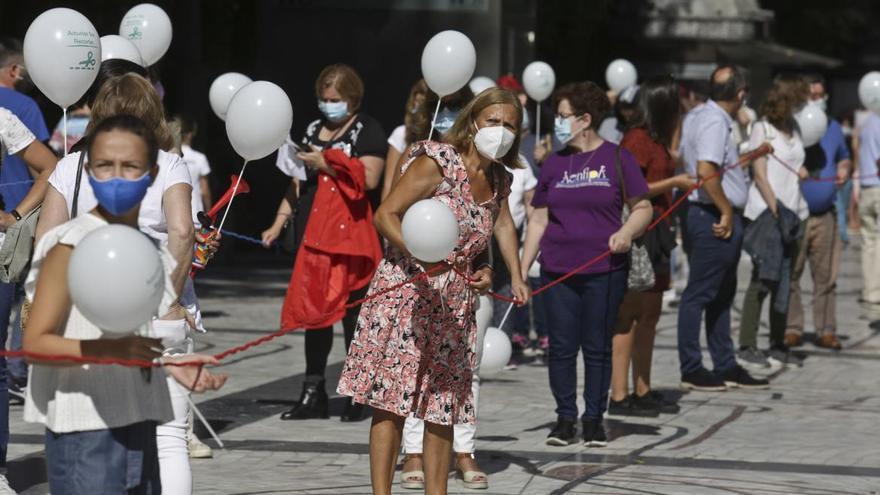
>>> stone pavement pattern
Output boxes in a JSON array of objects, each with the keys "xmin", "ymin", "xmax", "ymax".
[{"xmin": 6, "ymin": 241, "xmax": 880, "ymax": 494}]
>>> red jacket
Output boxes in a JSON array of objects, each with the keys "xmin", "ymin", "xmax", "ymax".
[{"xmin": 281, "ymin": 149, "xmax": 382, "ymax": 330}]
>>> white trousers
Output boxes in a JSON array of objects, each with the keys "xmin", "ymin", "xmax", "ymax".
[
  {"xmin": 403, "ymin": 313, "xmax": 487, "ymax": 454},
  {"xmin": 152, "ymin": 319, "xmax": 194, "ymax": 495}
]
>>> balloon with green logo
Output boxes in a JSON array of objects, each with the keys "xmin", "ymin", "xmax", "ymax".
[
  {"xmin": 119, "ymin": 4, "xmax": 172, "ymax": 66},
  {"xmin": 23, "ymin": 8, "xmax": 101, "ymax": 108}
]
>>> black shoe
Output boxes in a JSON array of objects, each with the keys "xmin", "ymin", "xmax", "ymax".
[
  {"xmin": 608, "ymin": 395, "xmax": 659, "ymax": 417},
  {"xmin": 545, "ymin": 418, "xmax": 577, "ymax": 446},
  {"xmin": 280, "ymin": 379, "xmax": 329, "ymax": 420},
  {"xmin": 582, "ymin": 419, "xmax": 607, "ymax": 447},
  {"xmin": 632, "ymin": 391, "xmax": 680, "ymax": 414},
  {"xmin": 340, "ymin": 397, "xmax": 366, "ymax": 422},
  {"xmin": 680, "ymin": 367, "xmax": 727, "ymax": 391},
  {"xmin": 719, "ymin": 365, "xmax": 770, "ymax": 390}
]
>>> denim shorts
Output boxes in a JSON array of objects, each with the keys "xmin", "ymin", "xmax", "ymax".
[{"xmin": 45, "ymin": 421, "xmax": 160, "ymax": 495}]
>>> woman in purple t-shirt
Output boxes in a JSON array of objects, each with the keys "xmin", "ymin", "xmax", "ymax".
[{"xmin": 521, "ymin": 81, "xmax": 651, "ymax": 447}]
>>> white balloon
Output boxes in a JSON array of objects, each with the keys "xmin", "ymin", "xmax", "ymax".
[
  {"xmin": 68, "ymin": 225, "xmax": 165, "ymax": 334},
  {"xmin": 421, "ymin": 30, "xmax": 476, "ymax": 96},
  {"xmin": 100, "ymin": 34, "xmax": 144, "ymax": 66},
  {"xmin": 522, "ymin": 61, "xmax": 556, "ymax": 102},
  {"xmin": 401, "ymin": 199, "xmax": 459, "ymax": 263},
  {"xmin": 209, "ymin": 72, "xmax": 253, "ymax": 121},
  {"xmin": 225, "ymin": 81, "xmax": 293, "ymax": 161},
  {"xmin": 23, "ymin": 8, "xmax": 101, "ymax": 108},
  {"xmin": 480, "ymin": 327, "xmax": 512, "ymax": 375},
  {"xmin": 469, "ymin": 76, "xmax": 496, "ymax": 95},
  {"xmin": 605, "ymin": 59, "xmax": 638, "ymax": 92},
  {"xmin": 794, "ymin": 102, "xmax": 828, "ymax": 147},
  {"xmin": 119, "ymin": 3, "xmax": 172, "ymax": 66},
  {"xmin": 858, "ymin": 72, "xmax": 880, "ymax": 114}
]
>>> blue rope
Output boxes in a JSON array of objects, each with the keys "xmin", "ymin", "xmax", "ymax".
[{"xmin": 219, "ymin": 229, "xmax": 270, "ymax": 246}]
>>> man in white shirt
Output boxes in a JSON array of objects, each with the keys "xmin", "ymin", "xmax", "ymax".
[{"xmin": 176, "ymin": 116, "xmax": 212, "ymax": 224}]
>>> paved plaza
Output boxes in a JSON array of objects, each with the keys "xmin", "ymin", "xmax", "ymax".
[{"xmin": 6, "ymin": 239, "xmax": 880, "ymax": 494}]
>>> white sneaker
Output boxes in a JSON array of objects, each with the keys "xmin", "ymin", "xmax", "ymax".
[
  {"xmin": 0, "ymin": 474, "xmax": 18, "ymax": 494},
  {"xmin": 188, "ymin": 435, "xmax": 213, "ymax": 458}
]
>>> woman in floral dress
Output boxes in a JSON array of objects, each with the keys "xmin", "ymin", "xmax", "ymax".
[{"xmin": 338, "ymin": 88, "xmax": 530, "ymax": 495}]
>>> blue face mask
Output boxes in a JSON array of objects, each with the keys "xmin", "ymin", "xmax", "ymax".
[
  {"xmin": 433, "ymin": 107, "xmax": 461, "ymax": 136},
  {"xmin": 318, "ymin": 100, "xmax": 349, "ymax": 123},
  {"xmin": 554, "ymin": 116, "xmax": 573, "ymax": 144},
  {"xmin": 88, "ymin": 172, "xmax": 152, "ymax": 216}
]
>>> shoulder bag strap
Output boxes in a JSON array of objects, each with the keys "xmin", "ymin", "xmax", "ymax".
[{"xmin": 71, "ymin": 151, "xmax": 85, "ymax": 218}]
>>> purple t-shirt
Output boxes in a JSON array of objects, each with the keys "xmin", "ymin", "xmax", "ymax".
[{"xmin": 532, "ymin": 141, "xmax": 649, "ymax": 275}]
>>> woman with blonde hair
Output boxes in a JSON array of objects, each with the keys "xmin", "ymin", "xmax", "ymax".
[{"xmin": 338, "ymin": 87, "xmax": 530, "ymax": 495}]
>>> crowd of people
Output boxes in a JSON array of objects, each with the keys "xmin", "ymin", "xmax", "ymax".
[{"xmin": 0, "ymin": 26, "xmax": 874, "ymax": 495}]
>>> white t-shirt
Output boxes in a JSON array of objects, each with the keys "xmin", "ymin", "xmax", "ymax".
[
  {"xmin": 23, "ymin": 214, "xmax": 175, "ymax": 433},
  {"xmin": 744, "ymin": 121, "xmax": 809, "ymax": 221},
  {"xmin": 506, "ymin": 156, "xmax": 538, "ymax": 229},
  {"xmin": 0, "ymin": 107, "xmax": 35, "ymax": 157},
  {"xmin": 48, "ymin": 149, "xmax": 192, "ymax": 243},
  {"xmin": 181, "ymin": 144, "xmax": 211, "ymax": 223},
  {"xmin": 388, "ymin": 124, "xmax": 407, "ymax": 154}
]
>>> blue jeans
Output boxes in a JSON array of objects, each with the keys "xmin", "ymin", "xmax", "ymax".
[
  {"xmin": 0, "ymin": 281, "xmax": 16, "ymax": 467},
  {"xmin": 529, "ymin": 276, "xmax": 547, "ymax": 338},
  {"xmin": 45, "ymin": 421, "xmax": 160, "ymax": 495},
  {"xmin": 541, "ymin": 269, "xmax": 627, "ymax": 421},
  {"xmin": 677, "ymin": 205, "xmax": 741, "ymax": 375}
]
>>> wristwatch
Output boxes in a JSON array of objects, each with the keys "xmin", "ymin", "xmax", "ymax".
[{"xmin": 10, "ymin": 210, "xmax": 21, "ymax": 222}]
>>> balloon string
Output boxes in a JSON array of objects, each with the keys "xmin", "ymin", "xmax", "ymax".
[
  {"xmin": 62, "ymin": 107, "xmax": 68, "ymax": 157},
  {"xmin": 217, "ymin": 159, "xmax": 248, "ymax": 231},
  {"xmin": 497, "ymin": 302, "xmax": 515, "ymax": 331},
  {"xmin": 427, "ymin": 99, "xmax": 441, "ymax": 141}
]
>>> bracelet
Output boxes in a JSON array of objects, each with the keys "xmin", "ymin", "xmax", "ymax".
[
  {"xmin": 10, "ymin": 209, "xmax": 21, "ymax": 221},
  {"xmin": 474, "ymin": 263, "xmax": 493, "ymax": 272}
]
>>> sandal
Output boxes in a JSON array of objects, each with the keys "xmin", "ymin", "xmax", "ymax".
[
  {"xmin": 400, "ymin": 454, "xmax": 424, "ymax": 490},
  {"xmin": 455, "ymin": 452, "xmax": 489, "ymax": 490}
]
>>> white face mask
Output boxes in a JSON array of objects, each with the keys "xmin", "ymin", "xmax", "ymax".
[{"xmin": 473, "ymin": 123, "xmax": 516, "ymax": 161}]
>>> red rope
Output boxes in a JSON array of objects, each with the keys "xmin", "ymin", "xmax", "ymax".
[{"xmin": 6, "ymin": 146, "xmax": 773, "ymax": 368}]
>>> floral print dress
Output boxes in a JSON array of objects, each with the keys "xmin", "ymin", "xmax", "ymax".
[{"xmin": 337, "ymin": 141, "xmax": 509, "ymax": 425}]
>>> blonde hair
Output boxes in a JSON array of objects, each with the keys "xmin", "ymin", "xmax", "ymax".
[
  {"xmin": 443, "ymin": 87, "xmax": 525, "ymax": 169},
  {"xmin": 86, "ymin": 73, "xmax": 174, "ymax": 150}
]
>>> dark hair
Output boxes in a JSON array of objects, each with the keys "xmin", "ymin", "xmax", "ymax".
[
  {"xmin": 629, "ymin": 75, "xmax": 680, "ymax": 147},
  {"xmin": 87, "ymin": 114, "xmax": 159, "ymax": 167},
  {"xmin": 553, "ymin": 81, "xmax": 610, "ymax": 130},
  {"xmin": 709, "ymin": 65, "xmax": 747, "ymax": 102},
  {"xmin": 315, "ymin": 64, "xmax": 364, "ymax": 113},
  {"xmin": 81, "ymin": 59, "xmax": 149, "ymax": 108},
  {"xmin": 0, "ymin": 38, "xmax": 22, "ymax": 68},
  {"xmin": 804, "ymin": 73, "xmax": 826, "ymax": 88}
]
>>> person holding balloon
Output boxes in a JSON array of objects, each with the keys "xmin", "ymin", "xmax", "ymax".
[
  {"xmin": 737, "ymin": 75, "xmax": 811, "ymax": 370},
  {"xmin": 33, "ymin": 73, "xmax": 208, "ymax": 495},
  {"xmin": 23, "ymin": 114, "xmax": 226, "ymax": 495},
  {"xmin": 338, "ymin": 87, "xmax": 529, "ymax": 495},
  {"xmin": 263, "ymin": 64, "xmax": 385, "ymax": 423},
  {"xmin": 520, "ymin": 81, "xmax": 653, "ymax": 447}
]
